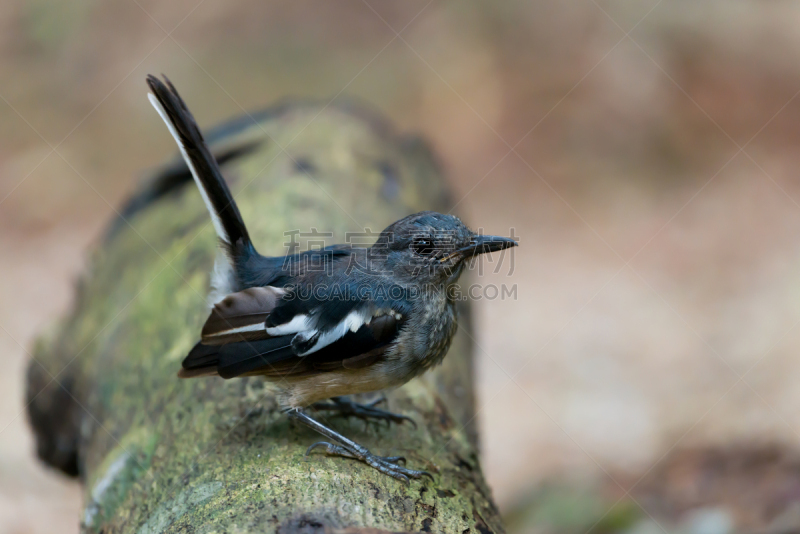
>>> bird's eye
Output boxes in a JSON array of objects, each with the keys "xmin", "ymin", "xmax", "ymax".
[{"xmin": 412, "ymin": 236, "xmax": 435, "ymax": 255}]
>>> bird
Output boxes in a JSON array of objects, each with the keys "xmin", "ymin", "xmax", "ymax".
[{"xmin": 145, "ymin": 74, "xmax": 517, "ymax": 482}]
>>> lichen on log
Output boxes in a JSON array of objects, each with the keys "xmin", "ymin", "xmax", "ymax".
[{"xmin": 26, "ymin": 101, "xmax": 505, "ymax": 533}]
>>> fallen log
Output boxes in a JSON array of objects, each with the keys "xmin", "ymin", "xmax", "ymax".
[{"xmin": 26, "ymin": 99, "xmax": 505, "ymax": 533}]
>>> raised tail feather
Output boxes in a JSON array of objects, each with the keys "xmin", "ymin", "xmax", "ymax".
[{"xmin": 145, "ymin": 74, "xmax": 254, "ymax": 255}]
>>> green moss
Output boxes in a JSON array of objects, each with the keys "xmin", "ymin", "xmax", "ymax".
[{"xmin": 83, "ymin": 429, "xmax": 158, "ymax": 532}]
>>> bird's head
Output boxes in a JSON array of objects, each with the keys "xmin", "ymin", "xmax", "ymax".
[{"xmin": 372, "ymin": 211, "xmax": 517, "ymax": 285}]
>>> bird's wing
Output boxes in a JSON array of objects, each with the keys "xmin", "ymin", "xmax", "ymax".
[
  {"xmin": 264, "ymin": 278, "xmax": 413, "ymax": 356},
  {"xmin": 181, "ymin": 312, "xmax": 403, "ymax": 379},
  {"xmin": 199, "ymin": 286, "xmax": 285, "ymax": 345},
  {"xmin": 180, "ymin": 281, "xmax": 411, "ymax": 379}
]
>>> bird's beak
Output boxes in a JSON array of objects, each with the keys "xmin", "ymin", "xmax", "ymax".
[
  {"xmin": 463, "ymin": 234, "xmax": 518, "ymax": 257},
  {"xmin": 440, "ymin": 234, "xmax": 518, "ymax": 262}
]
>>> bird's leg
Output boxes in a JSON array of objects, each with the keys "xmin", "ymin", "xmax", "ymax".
[
  {"xmin": 310, "ymin": 396, "xmax": 416, "ymax": 428},
  {"xmin": 287, "ymin": 408, "xmax": 432, "ymax": 483}
]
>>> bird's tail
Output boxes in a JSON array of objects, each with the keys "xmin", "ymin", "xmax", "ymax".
[
  {"xmin": 145, "ymin": 74, "xmax": 255, "ymax": 259},
  {"xmin": 179, "ymin": 338, "xmax": 295, "ymax": 379}
]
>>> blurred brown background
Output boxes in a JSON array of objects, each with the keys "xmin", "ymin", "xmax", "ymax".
[{"xmin": 4, "ymin": 1, "xmax": 800, "ymax": 533}]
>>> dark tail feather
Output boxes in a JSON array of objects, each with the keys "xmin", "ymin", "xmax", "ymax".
[
  {"xmin": 182, "ymin": 342, "xmax": 221, "ymax": 369},
  {"xmin": 145, "ymin": 74, "xmax": 254, "ymax": 256},
  {"xmin": 179, "ymin": 338, "xmax": 295, "ymax": 380},
  {"xmin": 178, "ymin": 342, "xmax": 222, "ymax": 378}
]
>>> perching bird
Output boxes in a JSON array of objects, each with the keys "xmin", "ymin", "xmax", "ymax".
[{"xmin": 146, "ymin": 74, "xmax": 517, "ymax": 482}]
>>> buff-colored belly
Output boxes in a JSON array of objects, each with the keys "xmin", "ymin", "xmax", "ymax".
[{"xmin": 279, "ymin": 365, "xmax": 403, "ymax": 407}]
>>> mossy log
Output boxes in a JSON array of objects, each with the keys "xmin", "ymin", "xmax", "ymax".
[{"xmin": 26, "ymin": 101, "xmax": 505, "ymax": 533}]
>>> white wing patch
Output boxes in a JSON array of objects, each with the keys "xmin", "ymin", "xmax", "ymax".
[
  {"xmin": 265, "ymin": 314, "xmax": 312, "ymax": 337},
  {"xmin": 257, "ymin": 302, "xmax": 396, "ymax": 358},
  {"xmin": 294, "ymin": 308, "xmax": 372, "ymax": 357}
]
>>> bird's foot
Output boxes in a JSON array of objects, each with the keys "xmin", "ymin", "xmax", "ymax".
[
  {"xmin": 311, "ymin": 396, "xmax": 417, "ymax": 429},
  {"xmin": 289, "ymin": 408, "xmax": 431, "ymax": 483},
  {"xmin": 306, "ymin": 441, "xmax": 432, "ymax": 483}
]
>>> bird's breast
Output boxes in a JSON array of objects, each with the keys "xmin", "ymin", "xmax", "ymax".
[{"xmin": 390, "ymin": 294, "xmax": 458, "ymax": 379}]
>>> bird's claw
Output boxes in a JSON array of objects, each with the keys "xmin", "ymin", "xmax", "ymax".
[{"xmin": 305, "ymin": 441, "xmax": 431, "ymax": 483}]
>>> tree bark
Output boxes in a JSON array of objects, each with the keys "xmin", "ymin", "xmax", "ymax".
[{"xmin": 26, "ymin": 101, "xmax": 505, "ymax": 534}]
